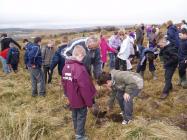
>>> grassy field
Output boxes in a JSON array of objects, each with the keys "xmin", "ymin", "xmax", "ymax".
[{"xmin": 0, "ymin": 29, "xmax": 186, "ymax": 140}]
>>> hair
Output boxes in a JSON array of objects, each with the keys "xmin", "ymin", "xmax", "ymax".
[
  {"xmin": 72, "ymin": 45, "xmax": 86, "ymax": 58},
  {"xmin": 114, "ymin": 31, "xmax": 118, "ymax": 35},
  {"xmin": 166, "ymin": 20, "xmax": 173, "ymax": 27},
  {"xmin": 34, "ymin": 37, "xmax": 42, "ymax": 44},
  {"xmin": 86, "ymin": 36, "xmax": 99, "ymax": 47},
  {"xmin": 1, "ymin": 33, "xmax": 7, "ymax": 38},
  {"xmin": 181, "ymin": 28, "xmax": 187, "ymax": 35},
  {"xmin": 155, "ymin": 32, "xmax": 165, "ymax": 44},
  {"xmin": 146, "ymin": 52, "xmax": 155, "ymax": 61},
  {"xmin": 23, "ymin": 39, "xmax": 29, "ymax": 43},
  {"xmin": 182, "ymin": 20, "xmax": 186, "ymax": 24},
  {"xmin": 61, "ymin": 35, "xmax": 68, "ymax": 43},
  {"xmin": 100, "ymin": 30, "xmax": 108, "ymax": 37},
  {"xmin": 97, "ymin": 72, "xmax": 111, "ymax": 86},
  {"xmin": 118, "ymin": 29, "xmax": 125, "ymax": 36}
]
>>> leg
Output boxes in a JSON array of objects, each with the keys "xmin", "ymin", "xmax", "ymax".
[
  {"xmin": 30, "ymin": 68, "xmax": 38, "ymax": 96},
  {"xmin": 116, "ymin": 90, "xmax": 125, "ymax": 112},
  {"xmin": 121, "ymin": 60, "xmax": 127, "ymax": 71},
  {"xmin": 43, "ymin": 66, "xmax": 48, "ymax": 84},
  {"xmin": 109, "ymin": 53, "xmax": 115, "ymax": 70},
  {"xmin": 149, "ymin": 60, "xmax": 157, "ymax": 79},
  {"xmin": 76, "ymin": 107, "xmax": 87, "ymax": 138},
  {"xmin": 178, "ymin": 62, "xmax": 187, "ymax": 82},
  {"xmin": 0, "ymin": 56, "xmax": 10, "ymax": 74},
  {"xmin": 162, "ymin": 67, "xmax": 176, "ymax": 95},
  {"xmin": 72, "ymin": 109, "xmax": 78, "ymax": 132},
  {"xmin": 115, "ymin": 57, "xmax": 120, "ymax": 70},
  {"xmin": 123, "ymin": 89, "xmax": 140, "ymax": 121},
  {"xmin": 37, "ymin": 69, "xmax": 46, "ymax": 96}
]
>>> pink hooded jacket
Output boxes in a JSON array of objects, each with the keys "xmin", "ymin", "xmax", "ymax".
[{"xmin": 99, "ymin": 37, "xmax": 117, "ymax": 63}]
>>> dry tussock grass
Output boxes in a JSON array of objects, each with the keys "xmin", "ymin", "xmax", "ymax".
[{"xmin": 0, "ymin": 30, "xmax": 186, "ymax": 140}]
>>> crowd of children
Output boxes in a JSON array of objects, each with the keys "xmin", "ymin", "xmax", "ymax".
[{"xmin": 0, "ymin": 20, "xmax": 187, "ymax": 140}]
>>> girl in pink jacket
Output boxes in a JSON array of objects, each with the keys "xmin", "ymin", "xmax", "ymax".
[{"xmin": 99, "ymin": 30, "xmax": 117, "ymax": 69}]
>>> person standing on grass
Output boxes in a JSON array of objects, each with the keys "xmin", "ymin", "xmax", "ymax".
[
  {"xmin": 50, "ymin": 35, "xmax": 69, "ymax": 77},
  {"xmin": 28, "ymin": 37, "xmax": 46, "ymax": 97},
  {"xmin": 97, "ymin": 70, "xmax": 143, "ymax": 125},
  {"xmin": 6, "ymin": 43, "xmax": 20, "ymax": 73},
  {"xmin": 62, "ymin": 36, "xmax": 102, "ymax": 79},
  {"xmin": 42, "ymin": 39, "xmax": 56, "ymax": 84},
  {"xmin": 178, "ymin": 28, "xmax": 187, "ymax": 88},
  {"xmin": 156, "ymin": 33, "xmax": 178, "ymax": 99},
  {"xmin": 99, "ymin": 30, "xmax": 117, "ymax": 69},
  {"xmin": 108, "ymin": 30, "xmax": 122, "ymax": 70},
  {"xmin": 0, "ymin": 33, "xmax": 21, "ymax": 74},
  {"xmin": 62, "ymin": 45, "xmax": 96, "ymax": 140}
]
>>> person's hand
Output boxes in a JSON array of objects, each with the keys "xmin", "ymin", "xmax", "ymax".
[
  {"xmin": 123, "ymin": 93, "xmax": 130, "ymax": 102},
  {"xmin": 31, "ymin": 65, "xmax": 36, "ymax": 68}
]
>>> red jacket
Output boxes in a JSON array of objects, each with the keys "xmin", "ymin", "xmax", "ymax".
[
  {"xmin": 62, "ymin": 59, "xmax": 96, "ymax": 108},
  {"xmin": 0, "ymin": 48, "xmax": 10, "ymax": 59}
]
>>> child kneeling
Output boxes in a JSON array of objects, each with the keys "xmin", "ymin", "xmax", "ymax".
[
  {"xmin": 97, "ymin": 70, "xmax": 143, "ymax": 125},
  {"xmin": 62, "ymin": 45, "xmax": 96, "ymax": 140}
]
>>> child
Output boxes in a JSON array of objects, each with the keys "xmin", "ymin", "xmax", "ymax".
[
  {"xmin": 116, "ymin": 32, "xmax": 135, "ymax": 71},
  {"xmin": 42, "ymin": 40, "xmax": 56, "ymax": 84},
  {"xmin": 108, "ymin": 31, "xmax": 122, "ymax": 69},
  {"xmin": 99, "ymin": 30, "xmax": 117, "ymax": 69},
  {"xmin": 62, "ymin": 45, "xmax": 96, "ymax": 140},
  {"xmin": 156, "ymin": 33, "xmax": 178, "ymax": 99},
  {"xmin": 6, "ymin": 43, "xmax": 20, "ymax": 73},
  {"xmin": 178, "ymin": 28, "xmax": 187, "ymax": 88},
  {"xmin": 136, "ymin": 47, "xmax": 159, "ymax": 80},
  {"xmin": 97, "ymin": 70, "xmax": 143, "ymax": 125}
]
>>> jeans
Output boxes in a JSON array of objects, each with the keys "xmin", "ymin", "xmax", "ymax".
[
  {"xmin": 109, "ymin": 53, "xmax": 116, "ymax": 70},
  {"xmin": 178, "ymin": 61, "xmax": 187, "ymax": 81},
  {"xmin": 29, "ymin": 68, "xmax": 46, "ymax": 96},
  {"xmin": 116, "ymin": 89, "xmax": 140, "ymax": 121},
  {"xmin": 0, "ymin": 56, "xmax": 10, "ymax": 74},
  {"xmin": 72, "ymin": 107, "xmax": 87, "ymax": 140},
  {"xmin": 163, "ymin": 67, "xmax": 177, "ymax": 94},
  {"xmin": 43, "ymin": 65, "xmax": 52, "ymax": 84},
  {"xmin": 137, "ymin": 59, "xmax": 155, "ymax": 73}
]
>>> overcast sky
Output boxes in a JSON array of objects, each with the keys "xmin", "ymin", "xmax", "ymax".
[{"xmin": 0, "ymin": 0, "xmax": 187, "ymax": 28}]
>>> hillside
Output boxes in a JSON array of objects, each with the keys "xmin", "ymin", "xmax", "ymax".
[{"xmin": 0, "ymin": 30, "xmax": 187, "ymax": 140}]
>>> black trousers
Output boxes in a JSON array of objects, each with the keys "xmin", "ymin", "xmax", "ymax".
[
  {"xmin": 115, "ymin": 57, "xmax": 127, "ymax": 71},
  {"xmin": 163, "ymin": 66, "xmax": 177, "ymax": 94},
  {"xmin": 178, "ymin": 61, "xmax": 187, "ymax": 80},
  {"xmin": 43, "ymin": 65, "xmax": 52, "ymax": 84}
]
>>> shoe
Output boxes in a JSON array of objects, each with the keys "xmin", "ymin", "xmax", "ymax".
[
  {"xmin": 160, "ymin": 93, "xmax": 168, "ymax": 99},
  {"xmin": 122, "ymin": 120, "xmax": 132, "ymax": 125}
]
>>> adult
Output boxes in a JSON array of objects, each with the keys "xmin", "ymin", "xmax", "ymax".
[
  {"xmin": 63, "ymin": 36, "xmax": 102, "ymax": 79},
  {"xmin": 166, "ymin": 20, "xmax": 180, "ymax": 49},
  {"xmin": 181, "ymin": 20, "xmax": 187, "ymax": 30}
]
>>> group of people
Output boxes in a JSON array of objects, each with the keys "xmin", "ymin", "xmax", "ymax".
[{"xmin": 0, "ymin": 19, "xmax": 187, "ymax": 140}]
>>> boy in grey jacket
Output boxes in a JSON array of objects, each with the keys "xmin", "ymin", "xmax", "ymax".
[{"xmin": 97, "ymin": 69, "xmax": 143, "ymax": 125}]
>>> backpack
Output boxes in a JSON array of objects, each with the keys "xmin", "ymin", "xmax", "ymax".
[{"xmin": 10, "ymin": 47, "xmax": 19, "ymax": 64}]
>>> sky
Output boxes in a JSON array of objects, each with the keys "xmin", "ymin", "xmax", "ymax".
[{"xmin": 0, "ymin": 0, "xmax": 187, "ymax": 28}]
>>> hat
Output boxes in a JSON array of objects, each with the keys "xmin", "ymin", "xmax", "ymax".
[{"xmin": 129, "ymin": 32, "xmax": 135, "ymax": 39}]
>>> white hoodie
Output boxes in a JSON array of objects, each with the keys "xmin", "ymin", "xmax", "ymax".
[{"xmin": 117, "ymin": 36, "xmax": 135, "ymax": 70}]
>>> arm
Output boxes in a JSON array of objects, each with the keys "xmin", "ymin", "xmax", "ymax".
[
  {"xmin": 11, "ymin": 39, "xmax": 21, "ymax": 50},
  {"xmin": 50, "ymin": 50, "xmax": 60, "ymax": 71}
]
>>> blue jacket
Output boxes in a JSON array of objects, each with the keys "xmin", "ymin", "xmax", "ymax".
[
  {"xmin": 50, "ymin": 44, "xmax": 67, "ymax": 76},
  {"xmin": 24, "ymin": 42, "xmax": 33, "ymax": 66},
  {"xmin": 28, "ymin": 44, "xmax": 42, "ymax": 68},
  {"xmin": 178, "ymin": 39, "xmax": 187, "ymax": 62},
  {"xmin": 6, "ymin": 47, "xmax": 20, "ymax": 65},
  {"xmin": 167, "ymin": 25, "xmax": 180, "ymax": 48}
]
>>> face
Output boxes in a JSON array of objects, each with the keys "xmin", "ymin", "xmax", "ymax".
[
  {"xmin": 88, "ymin": 41, "xmax": 99, "ymax": 50},
  {"xmin": 48, "ymin": 40, "xmax": 55, "ymax": 47},
  {"xmin": 157, "ymin": 38, "xmax": 167, "ymax": 48},
  {"xmin": 179, "ymin": 33, "xmax": 187, "ymax": 40}
]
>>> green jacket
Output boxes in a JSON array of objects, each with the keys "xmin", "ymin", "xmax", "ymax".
[{"xmin": 111, "ymin": 69, "xmax": 143, "ymax": 94}]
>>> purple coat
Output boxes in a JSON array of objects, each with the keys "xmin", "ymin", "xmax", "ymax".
[{"xmin": 62, "ymin": 59, "xmax": 96, "ymax": 108}]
